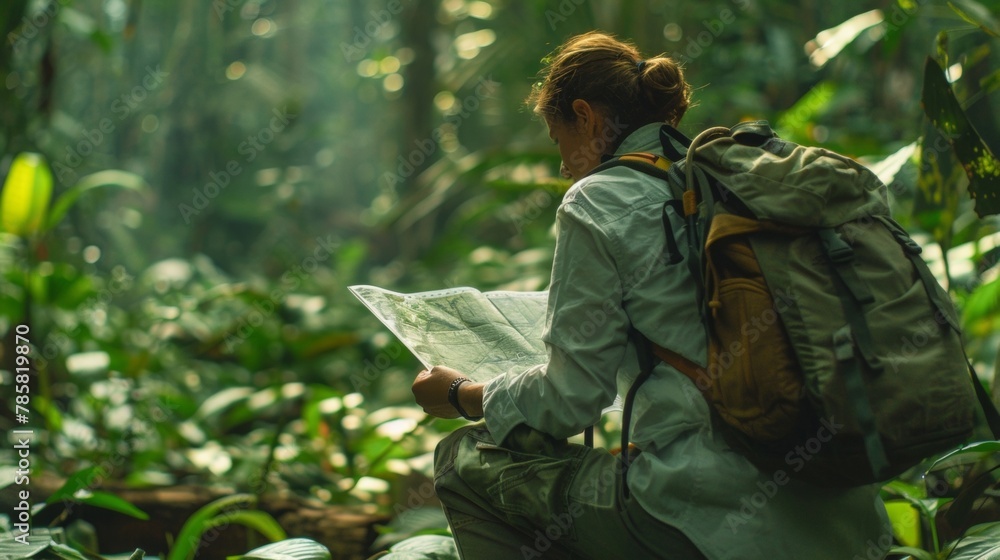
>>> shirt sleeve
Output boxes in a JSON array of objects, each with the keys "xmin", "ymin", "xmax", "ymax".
[{"xmin": 483, "ymin": 198, "xmax": 629, "ymax": 444}]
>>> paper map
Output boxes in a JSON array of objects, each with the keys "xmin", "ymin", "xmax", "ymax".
[
  {"xmin": 349, "ymin": 285, "xmax": 622, "ymax": 412},
  {"xmin": 348, "ymin": 285, "xmax": 548, "ymax": 382}
]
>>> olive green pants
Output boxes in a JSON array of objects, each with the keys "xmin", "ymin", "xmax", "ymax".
[{"xmin": 433, "ymin": 424, "xmax": 708, "ymax": 560}]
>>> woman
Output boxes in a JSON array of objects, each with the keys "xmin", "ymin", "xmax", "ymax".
[{"xmin": 412, "ymin": 31, "xmax": 889, "ymax": 559}]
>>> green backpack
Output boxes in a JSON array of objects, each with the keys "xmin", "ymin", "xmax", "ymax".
[{"xmin": 595, "ymin": 121, "xmax": 1000, "ymax": 487}]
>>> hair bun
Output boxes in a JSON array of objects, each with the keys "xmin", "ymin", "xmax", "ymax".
[
  {"xmin": 528, "ymin": 31, "xmax": 693, "ymax": 137},
  {"xmin": 637, "ymin": 56, "xmax": 691, "ymax": 127}
]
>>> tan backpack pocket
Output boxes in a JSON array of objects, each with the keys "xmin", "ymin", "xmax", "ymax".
[{"xmin": 705, "ymin": 226, "xmax": 802, "ymax": 442}]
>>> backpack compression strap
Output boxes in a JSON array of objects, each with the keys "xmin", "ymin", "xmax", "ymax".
[{"xmin": 874, "ymin": 218, "xmax": 1000, "ymax": 439}]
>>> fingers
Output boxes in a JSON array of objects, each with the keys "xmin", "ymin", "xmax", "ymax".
[
  {"xmin": 428, "ymin": 365, "xmax": 462, "ymax": 377},
  {"xmin": 411, "ymin": 366, "xmax": 468, "ymax": 420}
]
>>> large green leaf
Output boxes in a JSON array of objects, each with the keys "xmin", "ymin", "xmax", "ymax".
[
  {"xmin": 0, "ymin": 531, "xmax": 51, "ymax": 557},
  {"xmin": 44, "ymin": 169, "xmax": 147, "ymax": 231},
  {"xmin": 947, "ymin": 0, "xmax": 1000, "ymax": 37},
  {"xmin": 0, "ymin": 152, "xmax": 53, "ymax": 237},
  {"xmin": 981, "ymin": 69, "xmax": 1000, "ymax": 95},
  {"xmin": 928, "ymin": 441, "xmax": 1000, "ymax": 471},
  {"xmin": 43, "ymin": 543, "xmax": 89, "ymax": 560},
  {"xmin": 384, "ymin": 535, "xmax": 459, "ymax": 560},
  {"xmin": 75, "ymin": 490, "xmax": 151, "ymax": 521},
  {"xmin": 888, "ymin": 547, "xmax": 935, "ymax": 560},
  {"xmin": 964, "ymin": 278, "xmax": 1000, "ymax": 330},
  {"xmin": 199, "ymin": 510, "xmax": 286, "ymax": 542},
  {"xmin": 885, "ymin": 500, "xmax": 923, "ymax": 548},
  {"xmin": 45, "ymin": 465, "xmax": 150, "ymax": 520},
  {"xmin": 945, "ymin": 522, "xmax": 1000, "ymax": 559},
  {"xmin": 373, "ymin": 506, "xmax": 450, "ymax": 550},
  {"xmin": 805, "ymin": 9, "xmax": 885, "ymax": 68},
  {"xmin": 921, "ymin": 57, "xmax": 1000, "ymax": 217},
  {"xmin": 882, "ymin": 478, "xmax": 946, "ymax": 553},
  {"xmin": 775, "ymin": 81, "xmax": 836, "ymax": 142},
  {"xmin": 0, "ymin": 528, "xmax": 87, "ymax": 560},
  {"xmin": 103, "ymin": 551, "xmax": 146, "ymax": 560},
  {"xmin": 236, "ymin": 538, "xmax": 331, "ymax": 560},
  {"xmin": 942, "ymin": 463, "xmax": 1000, "ymax": 538},
  {"xmin": 168, "ymin": 494, "xmax": 287, "ymax": 560},
  {"xmin": 46, "ymin": 465, "xmax": 105, "ymax": 503}
]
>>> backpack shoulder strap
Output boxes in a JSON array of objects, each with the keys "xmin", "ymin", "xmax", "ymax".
[{"xmin": 586, "ymin": 151, "xmax": 675, "ymax": 184}]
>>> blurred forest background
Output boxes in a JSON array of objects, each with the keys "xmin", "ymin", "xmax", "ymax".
[{"xmin": 1, "ymin": 0, "xmax": 1000, "ymax": 558}]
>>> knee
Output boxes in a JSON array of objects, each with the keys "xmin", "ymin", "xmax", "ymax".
[
  {"xmin": 433, "ymin": 424, "xmax": 488, "ymax": 496},
  {"xmin": 434, "ymin": 424, "xmax": 477, "ymax": 473}
]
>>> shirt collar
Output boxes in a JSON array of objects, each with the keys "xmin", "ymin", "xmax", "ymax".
[{"xmin": 613, "ymin": 122, "xmax": 690, "ymax": 162}]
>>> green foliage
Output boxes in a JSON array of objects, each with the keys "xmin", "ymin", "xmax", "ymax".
[
  {"xmin": 884, "ymin": 440, "xmax": 1000, "ymax": 557},
  {"xmin": 0, "ymin": 528, "xmax": 96, "ymax": 560},
  {"xmin": 45, "ymin": 465, "xmax": 150, "ymax": 521},
  {"xmin": 372, "ymin": 506, "xmax": 451, "ymax": 551},
  {"xmin": 44, "ymin": 170, "xmax": 148, "ymax": 232},
  {"xmin": 946, "ymin": 522, "xmax": 1000, "ymax": 559},
  {"xmin": 380, "ymin": 535, "xmax": 459, "ymax": 560},
  {"xmin": 0, "ymin": 152, "xmax": 52, "ymax": 237},
  {"xmin": 1, "ymin": 0, "xmax": 1000, "ymax": 557},
  {"xmin": 922, "ymin": 57, "xmax": 1000, "ymax": 218},
  {"xmin": 233, "ymin": 538, "xmax": 331, "ymax": 560},
  {"xmin": 168, "ymin": 494, "xmax": 285, "ymax": 560},
  {"xmin": 0, "ymin": 154, "xmax": 146, "ymax": 239},
  {"xmin": 0, "ymin": 524, "xmax": 329, "ymax": 560}
]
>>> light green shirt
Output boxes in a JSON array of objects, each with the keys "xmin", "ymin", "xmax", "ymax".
[{"xmin": 483, "ymin": 123, "xmax": 890, "ymax": 559}]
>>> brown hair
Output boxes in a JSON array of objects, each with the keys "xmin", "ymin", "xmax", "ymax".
[{"xmin": 528, "ymin": 31, "xmax": 691, "ymax": 134}]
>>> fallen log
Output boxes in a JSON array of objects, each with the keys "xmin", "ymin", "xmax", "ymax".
[{"xmin": 1, "ymin": 476, "xmax": 389, "ymax": 560}]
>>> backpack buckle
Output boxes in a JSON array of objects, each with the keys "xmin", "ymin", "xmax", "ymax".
[
  {"xmin": 818, "ymin": 229, "xmax": 854, "ymax": 263},
  {"xmin": 877, "ymin": 216, "xmax": 924, "ymax": 256}
]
